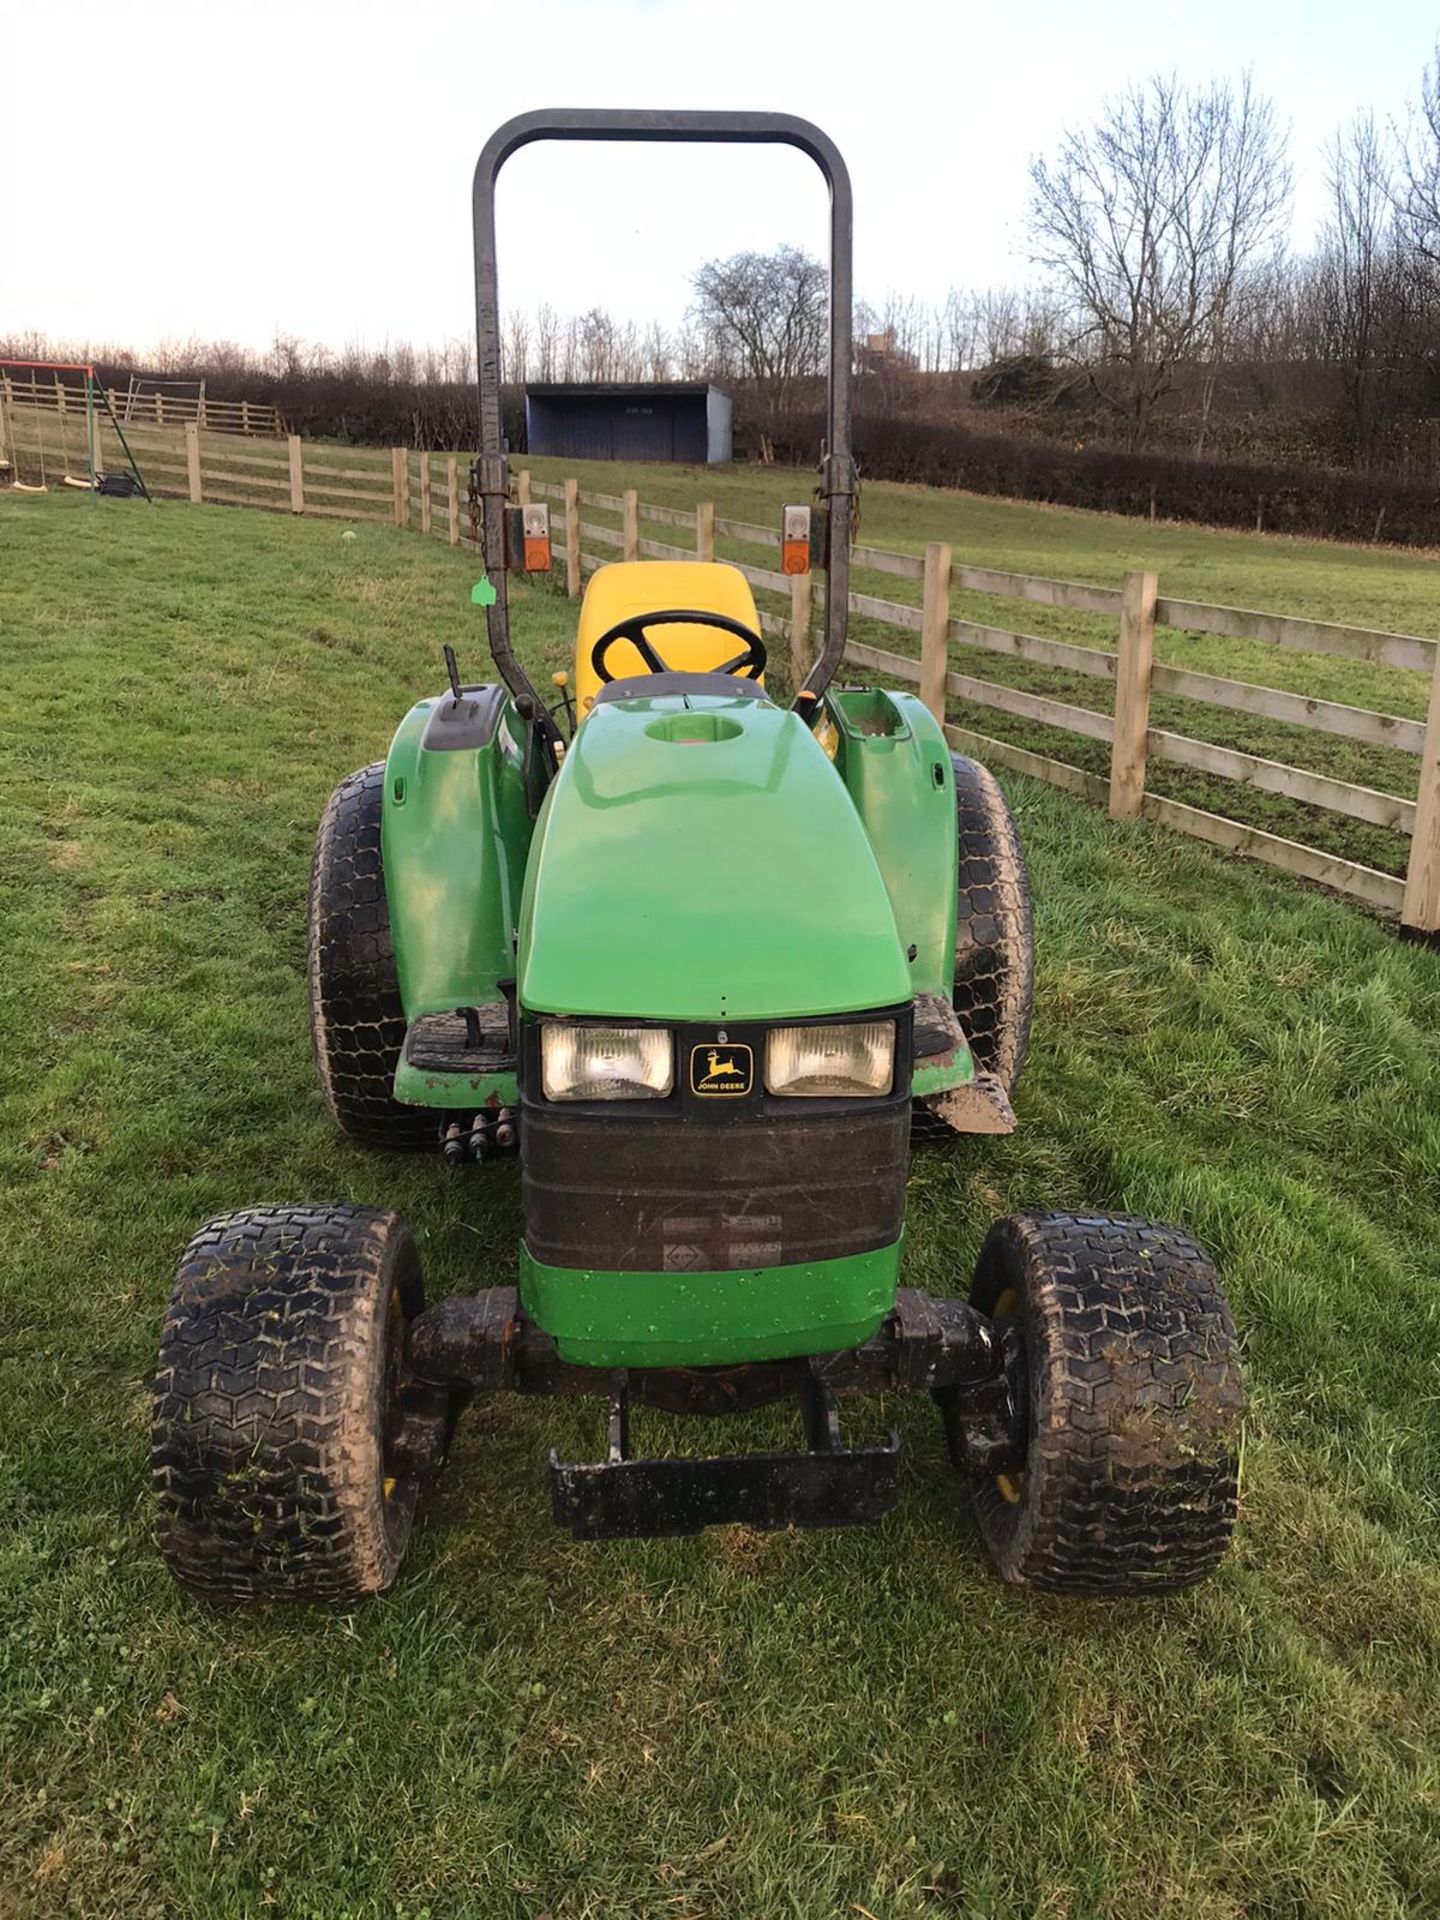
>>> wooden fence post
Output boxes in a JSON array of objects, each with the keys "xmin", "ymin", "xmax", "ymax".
[
  {"xmin": 564, "ymin": 477, "xmax": 581, "ymax": 596},
  {"xmin": 789, "ymin": 573, "xmax": 812, "ymax": 690},
  {"xmin": 155, "ymin": 391, "xmax": 164, "ymax": 427},
  {"xmin": 419, "ymin": 451, "xmax": 431, "ymax": 535},
  {"xmin": 1401, "ymin": 647, "xmax": 1440, "ymax": 935},
  {"xmin": 517, "ymin": 468, "xmax": 532, "ymax": 505},
  {"xmin": 622, "ymin": 488, "xmax": 639, "ymax": 562},
  {"xmin": 1110, "ymin": 569, "xmax": 1158, "ymax": 820},
  {"xmin": 241, "ymin": 399, "xmax": 250, "ymax": 434},
  {"xmin": 447, "ymin": 457, "xmax": 460, "ymax": 547},
  {"xmin": 919, "ymin": 541, "xmax": 953, "ymax": 728},
  {"xmin": 288, "ymin": 434, "xmax": 304, "ymax": 514},
  {"xmin": 696, "ymin": 500, "xmax": 715, "ymax": 563},
  {"xmin": 185, "ymin": 422, "xmax": 203, "ymax": 503},
  {"xmin": 391, "ymin": 448, "xmax": 408, "ymax": 527}
]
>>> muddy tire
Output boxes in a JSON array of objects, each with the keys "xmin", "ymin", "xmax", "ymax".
[
  {"xmin": 950, "ymin": 754, "xmax": 1033, "ymax": 1089},
  {"xmin": 967, "ymin": 1211, "xmax": 1244, "ymax": 1594},
  {"xmin": 308, "ymin": 762, "xmax": 432, "ymax": 1150},
  {"xmin": 912, "ymin": 755, "xmax": 1034, "ymax": 1144},
  {"xmin": 151, "ymin": 1205, "xmax": 446, "ymax": 1604}
]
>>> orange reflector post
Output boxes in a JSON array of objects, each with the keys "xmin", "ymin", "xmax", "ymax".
[
  {"xmin": 781, "ymin": 503, "xmax": 811, "ymax": 576},
  {"xmin": 522, "ymin": 502, "xmax": 551, "ymax": 573}
]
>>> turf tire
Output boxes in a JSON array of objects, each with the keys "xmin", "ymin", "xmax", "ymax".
[
  {"xmin": 912, "ymin": 754, "xmax": 1034, "ymax": 1144},
  {"xmin": 950, "ymin": 753, "xmax": 1033, "ymax": 1088},
  {"xmin": 308, "ymin": 762, "xmax": 432, "ymax": 1149},
  {"xmin": 151, "ymin": 1204, "xmax": 440, "ymax": 1603},
  {"xmin": 966, "ymin": 1211, "xmax": 1244, "ymax": 1594}
]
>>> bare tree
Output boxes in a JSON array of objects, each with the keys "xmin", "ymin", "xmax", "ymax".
[
  {"xmin": 1028, "ymin": 73, "xmax": 1292, "ymax": 446},
  {"xmin": 689, "ymin": 245, "xmax": 826, "ymax": 436},
  {"xmin": 1318, "ymin": 114, "xmax": 1401, "ymax": 458},
  {"xmin": 533, "ymin": 303, "xmax": 559, "ymax": 383},
  {"xmin": 503, "ymin": 311, "xmax": 530, "ymax": 386},
  {"xmin": 1397, "ymin": 42, "xmax": 1440, "ymax": 271}
]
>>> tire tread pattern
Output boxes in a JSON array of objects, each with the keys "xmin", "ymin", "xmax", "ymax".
[
  {"xmin": 307, "ymin": 763, "xmax": 432, "ymax": 1150},
  {"xmin": 950, "ymin": 753, "xmax": 1033, "ymax": 1090},
  {"xmin": 151, "ymin": 1204, "xmax": 423, "ymax": 1603},
  {"xmin": 969, "ymin": 1211, "xmax": 1243, "ymax": 1594}
]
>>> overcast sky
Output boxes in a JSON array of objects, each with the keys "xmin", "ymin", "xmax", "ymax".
[{"xmin": 7, "ymin": 0, "xmax": 1440, "ymax": 359}]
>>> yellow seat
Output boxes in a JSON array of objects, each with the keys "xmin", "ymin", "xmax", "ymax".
[{"xmin": 574, "ymin": 561, "xmax": 763, "ymax": 714}]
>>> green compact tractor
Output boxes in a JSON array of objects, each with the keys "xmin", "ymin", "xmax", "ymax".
[{"xmin": 151, "ymin": 111, "xmax": 1244, "ymax": 1604}]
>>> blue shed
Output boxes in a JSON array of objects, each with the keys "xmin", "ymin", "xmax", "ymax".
[{"xmin": 524, "ymin": 382, "xmax": 732, "ymax": 464}]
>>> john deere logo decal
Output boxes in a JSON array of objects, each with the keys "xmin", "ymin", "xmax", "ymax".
[{"xmin": 690, "ymin": 1043, "xmax": 753, "ymax": 1097}]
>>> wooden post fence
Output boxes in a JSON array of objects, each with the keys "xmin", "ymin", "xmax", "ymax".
[
  {"xmin": 447, "ymin": 457, "xmax": 460, "ymax": 547},
  {"xmin": 185, "ymin": 422, "xmax": 202, "ymax": 503},
  {"xmin": 919, "ymin": 541, "xmax": 953, "ymax": 729},
  {"xmin": 419, "ymin": 451, "xmax": 431, "ymax": 535},
  {"xmin": 789, "ymin": 573, "xmax": 812, "ymax": 690},
  {"xmin": 696, "ymin": 500, "xmax": 715, "ymax": 563},
  {"xmin": 564, "ymin": 478, "xmax": 581, "ymax": 596},
  {"xmin": 391, "ymin": 448, "xmax": 408, "ymax": 528},
  {"xmin": 287, "ymin": 434, "xmax": 304, "ymax": 515},
  {"xmin": 622, "ymin": 488, "xmax": 639, "ymax": 563},
  {"xmin": 1402, "ymin": 655, "xmax": 1440, "ymax": 934},
  {"xmin": 1110, "ymin": 570, "xmax": 1158, "ymax": 820}
]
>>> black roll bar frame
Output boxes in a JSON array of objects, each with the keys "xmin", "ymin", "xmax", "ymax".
[{"xmin": 472, "ymin": 109, "xmax": 854, "ymax": 728}]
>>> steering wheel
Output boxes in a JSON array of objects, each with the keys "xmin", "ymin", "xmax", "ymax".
[{"xmin": 590, "ymin": 609, "xmax": 768, "ymax": 684}]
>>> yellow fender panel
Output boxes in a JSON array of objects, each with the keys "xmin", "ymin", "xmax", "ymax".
[{"xmin": 574, "ymin": 561, "xmax": 762, "ymax": 714}]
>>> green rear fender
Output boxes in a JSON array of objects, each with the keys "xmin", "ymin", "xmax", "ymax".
[
  {"xmin": 381, "ymin": 690, "xmax": 536, "ymax": 1018},
  {"xmin": 827, "ymin": 689, "xmax": 959, "ymax": 1005}
]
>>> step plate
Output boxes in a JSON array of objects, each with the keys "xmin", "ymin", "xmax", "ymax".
[
  {"xmin": 550, "ymin": 1434, "xmax": 901, "ymax": 1540},
  {"xmin": 405, "ymin": 1008, "xmax": 513, "ymax": 1076}
]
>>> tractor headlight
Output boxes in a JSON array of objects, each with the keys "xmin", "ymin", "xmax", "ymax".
[
  {"xmin": 541, "ymin": 1023, "xmax": 673, "ymax": 1101},
  {"xmin": 765, "ymin": 1021, "xmax": 895, "ymax": 1097}
]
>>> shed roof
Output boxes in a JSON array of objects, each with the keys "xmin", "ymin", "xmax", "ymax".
[{"xmin": 523, "ymin": 381, "xmax": 728, "ymax": 399}]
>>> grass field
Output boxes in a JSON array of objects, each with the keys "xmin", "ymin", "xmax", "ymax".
[
  {"xmin": 528, "ymin": 457, "xmax": 1440, "ymax": 881},
  {"xmin": 4, "ymin": 490, "xmax": 1440, "ymax": 1919}
]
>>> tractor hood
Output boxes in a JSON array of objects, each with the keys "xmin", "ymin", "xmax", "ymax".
[{"xmin": 517, "ymin": 692, "xmax": 912, "ymax": 1021}]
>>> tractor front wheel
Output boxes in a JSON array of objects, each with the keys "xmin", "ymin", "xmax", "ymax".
[
  {"xmin": 151, "ymin": 1204, "xmax": 447, "ymax": 1603},
  {"xmin": 308, "ymin": 762, "xmax": 432, "ymax": 1150},
  {"xmin": 962, "ymin": 1211, "xmax": 1244, "ymax": 1594}
]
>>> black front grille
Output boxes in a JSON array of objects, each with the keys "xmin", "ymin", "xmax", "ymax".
[{"xmin": 521, "ymin": 1101, "xmax": 909, "ymax": 1273}]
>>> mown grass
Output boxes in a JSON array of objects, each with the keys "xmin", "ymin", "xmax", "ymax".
[
  {"xmin": 3, "ymin": 491, "xmax": 1440, "ymax": 1919},
  {"xmin": 527, "ymin": 456, "xmax": 1439, "ymax": 879}
]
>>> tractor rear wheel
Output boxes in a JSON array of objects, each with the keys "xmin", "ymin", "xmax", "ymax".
[
  {"xmin": 964, "ymin": 1211, "xmax": 1244, "ymax": 1594},
  {"xmin": 308, "ymin": 761, "xmax": 432, "ymax": 1149},
  {"xmin": 913, "ymin": 755, "xmax": 1033, "ymax": 1144},
  {"xmin": 151, "ymin": 1204, "xmax": 446, "ymax": 1603},
  {"xmin": 949, "ymin": 754, "xmax": 1032, "ymax": 1090}
]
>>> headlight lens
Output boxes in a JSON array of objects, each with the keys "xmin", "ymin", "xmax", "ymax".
[
  {"xmin": 765, "ymin": 1020, "xmax": 895, "ymax": 1097},
  {"xmin": 541, "ymin": 1023, "xmax": 673, "ymax": 1101}
]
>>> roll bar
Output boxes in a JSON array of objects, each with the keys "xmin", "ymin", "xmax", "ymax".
[{"xmin": 472, "ymin": 109, "xmax": 855, "ymax": 728}]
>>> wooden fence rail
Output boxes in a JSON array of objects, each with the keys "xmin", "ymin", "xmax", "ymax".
[
  {"xmin": 8, "ymin": 419, "xmax": 1435, "ymax": 934},
  {"xmin": 533, "ymin": 474, "xmax": 1440, "ymax": 936},
  {"xmin": 0, "ymin": 374, "xmax": 284, "ymax": 437}
]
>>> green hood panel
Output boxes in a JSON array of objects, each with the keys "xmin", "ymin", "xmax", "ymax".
[{"xmin": 518, "ymin": 694, "xmax": 912, "ymax": 1021}]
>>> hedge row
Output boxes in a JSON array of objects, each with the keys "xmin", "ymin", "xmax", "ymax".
[{"xmin": 780, "ymin": 412, "xmax": 1440, "ymax": 547}]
